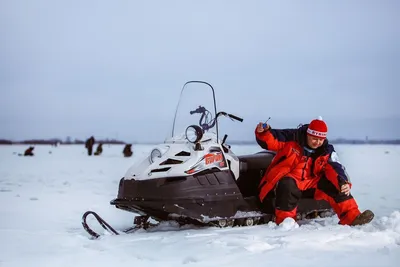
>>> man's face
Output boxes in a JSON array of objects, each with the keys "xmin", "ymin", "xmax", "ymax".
[{"xmin": 307, "ymin": 135, "xmax": 325, "ymax": 149}]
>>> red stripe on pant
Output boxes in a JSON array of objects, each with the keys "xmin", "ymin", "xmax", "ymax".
[
  {"xmin": 275, "ymin": 207, "xmax": 297, "ymax": 225},
  {"xmin": 314, "ymin": 189, "xmax": 360, "ymax": 225}
]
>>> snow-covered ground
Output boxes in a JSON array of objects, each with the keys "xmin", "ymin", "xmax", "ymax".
[{"xmin": 0, "ymin": 144, "xmax": 399, "ymax": 267}]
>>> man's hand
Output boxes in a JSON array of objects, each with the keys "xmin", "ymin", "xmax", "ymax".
[
  {"xmin": 341, "ymin": 184, "xmax": 351, "ymax": 196},
  {"xmin": 256, "ymin": 122, "xmax": 265, "ymax": 133}
]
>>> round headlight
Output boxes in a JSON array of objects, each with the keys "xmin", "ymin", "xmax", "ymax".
[
  {"xmin": 149, "ymin": 148, "xmax": 162, "ymax": 163},
  {"xmin": 185, "ymin": 125, "xmax": 203, "ymax": 143}
]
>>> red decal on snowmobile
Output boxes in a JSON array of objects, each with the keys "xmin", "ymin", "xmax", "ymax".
[
  {"xmin": 185, "ymin": 152, "xmax": 226, "ymax": 174},
  {"xmin": 205, "ymin": 153, "xmax": 223, "ymax": 165}
]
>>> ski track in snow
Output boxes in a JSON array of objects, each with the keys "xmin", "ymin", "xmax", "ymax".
[{"xmin": 0, "ymin": 144, "xmax": 399, "ymax": 267}]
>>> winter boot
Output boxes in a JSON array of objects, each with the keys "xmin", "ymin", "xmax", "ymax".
[{"xmin": 351, "ymin": 210, "xmax": 374, "ymax": 226}]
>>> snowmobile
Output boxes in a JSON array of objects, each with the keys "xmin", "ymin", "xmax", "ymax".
[{"xmin": 82, "ymin": 81, "xmax": 333, "ymax": 238}]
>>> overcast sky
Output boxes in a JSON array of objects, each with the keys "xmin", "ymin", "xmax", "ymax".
[{"xmin": 1, "ymin": 0, "xmax": 399, "ymax": 142}]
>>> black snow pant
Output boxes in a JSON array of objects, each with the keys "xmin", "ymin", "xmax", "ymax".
[{"xmin": 269, "ymin": 176, "xmax": 360, "ymax": 225}]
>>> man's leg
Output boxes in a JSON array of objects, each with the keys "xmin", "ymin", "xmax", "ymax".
[
  {"xmin": 314, "ymin": 175, "xmax": 361, "ymax": 225},
  {"xmin": 275, "ymin": 177, "xmax": 301, "ymax": 224}
]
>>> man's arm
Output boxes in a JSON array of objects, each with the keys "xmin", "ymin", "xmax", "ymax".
[
  {"xmin": 324, "ymin": 144, "xmax": 352, "ymax": 195},
  {"xmin": 328, "ymin": 147, "xmax": 351, "ymax": 184},
  {"xmin": 255, "ymin": 123, "xmax": 298, "ymax": 152}
]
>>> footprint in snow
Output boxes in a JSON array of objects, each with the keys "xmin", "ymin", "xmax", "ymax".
[
  {"xmin": 245, "ymin": 242, "xmax": 277, "ymax": 252},
  {"xmin": 0, "ymin": 188, "xmax": 12, "ymax": 192},
  {"xmin": 182, "ymin": 256, "xmax": 198, "ymax": 264}
]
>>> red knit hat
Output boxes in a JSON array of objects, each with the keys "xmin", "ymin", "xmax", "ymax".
[{"xmin": 307, "ymin": 116, "xmax": 328, "ymax": 139}]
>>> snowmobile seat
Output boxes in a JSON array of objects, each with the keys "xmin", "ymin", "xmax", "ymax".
[
  {"xmin": 236, "ymin": 151, "xmax": 275, "ymax": 197},
  {"xmin": 238, "ymin": 151, "xmax": 275, "ymax": 173}
]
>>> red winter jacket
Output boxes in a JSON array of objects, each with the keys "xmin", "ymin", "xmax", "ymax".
[{"xmin": 256, "ymin": 124, "xmax": 350, "ymax": 202}]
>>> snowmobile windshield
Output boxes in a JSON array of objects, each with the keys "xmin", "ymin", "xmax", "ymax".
[{"xmin": 170, "ymin": 81, "xmax": 219, "ymax": 143}]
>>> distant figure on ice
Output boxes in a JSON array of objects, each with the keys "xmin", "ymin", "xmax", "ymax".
[
  {"xmin": 85, "ymin": 136, "xmax": 95, "ymax": 156},
  {"xmin": 94, "ymin": 143, "xmax": 103, "ymax": 156},
  {"xmin": 24, "ymin": 146, "xmax": 35, "ymax": 156},
  {"xmin": 255, "ymin": 116, "xmax": 374, "ymax": 226},
  {"xmin": 123, "ymin": 144, "xmax": 133, "ymax": 157}
]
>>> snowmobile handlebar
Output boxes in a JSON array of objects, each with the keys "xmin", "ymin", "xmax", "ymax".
[
  {"xmin": 228, "ymin": 113, "xmax": 243, "ymax": 122},
  {"xmin": 190, "ymin": 106, "xmax": 207, "ymax": 115},
  {"xmin": 216, "ymin": 112, "xmax": 243, "ymax": 122},
  {"xmin": 189, "ymin": 106, "xmax": 243, "ymax": 131}
]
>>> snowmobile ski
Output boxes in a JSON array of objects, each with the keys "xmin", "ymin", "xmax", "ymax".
[{"xmin": 82, "ymin": 211, "xmax": 160, "ymax": 239}]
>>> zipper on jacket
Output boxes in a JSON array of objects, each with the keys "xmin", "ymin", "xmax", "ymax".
[
  {"xmin": 301, "ymin": 156, "xmax": 309, "ymax": 181},
  {"xmin": 301, "ymin": 146, "xmax": 315, "ymax": 181}
]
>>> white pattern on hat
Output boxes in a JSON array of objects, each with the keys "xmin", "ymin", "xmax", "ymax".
[{"xmin": 306, "ymin": 128, "xmax": 327, "ymax": 138}]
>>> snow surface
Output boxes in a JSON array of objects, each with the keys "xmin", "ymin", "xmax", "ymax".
[{"xmin": 0, "ymin": 144, "xmax": 399, "ymax": 267}]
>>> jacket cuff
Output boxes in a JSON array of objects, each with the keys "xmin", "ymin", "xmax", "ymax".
[{"xmin": 255, "ymin": 126, "xmax": 271, "ymax": 135}]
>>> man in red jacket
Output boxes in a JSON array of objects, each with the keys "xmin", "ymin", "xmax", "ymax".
[{"xmin": 255, "ymin": 117, "xmax": 374, "ymax": 226}]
